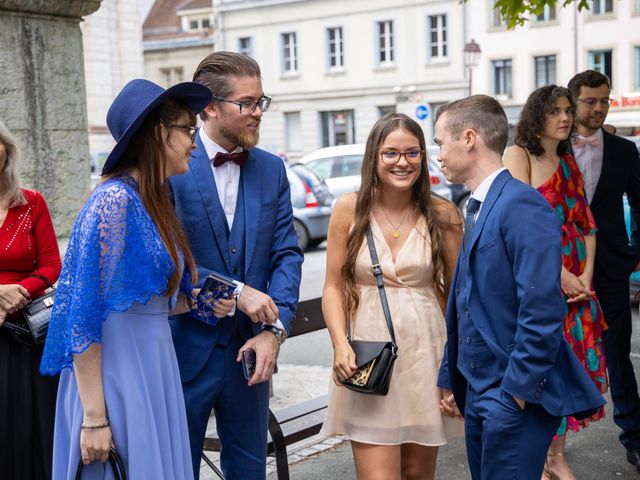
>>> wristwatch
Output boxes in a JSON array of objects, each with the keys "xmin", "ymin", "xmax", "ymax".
[{"xmin": 262, "ymin": 324, "xmax": 287, "ymax": 345}]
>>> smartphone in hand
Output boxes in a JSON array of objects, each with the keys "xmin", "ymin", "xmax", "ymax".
[{"xmin": 242, "ymin": 349, "xmax": 256, "ymax": 381}]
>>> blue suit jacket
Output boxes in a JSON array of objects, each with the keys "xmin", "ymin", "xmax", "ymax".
[
  {"xmin": 437, "ymin": 170, "xmax": 605, "ymax": 418},
  {"xmin": 168, "ymin": 136, "xmax": 303, "ymax": 382}
]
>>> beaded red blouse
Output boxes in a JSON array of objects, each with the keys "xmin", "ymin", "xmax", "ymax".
[{"xmin": 0, "ymin": 189, "xmax": 61, "ymax": 297}]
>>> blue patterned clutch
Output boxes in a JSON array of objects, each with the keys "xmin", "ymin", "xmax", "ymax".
[{"xmin": 191, "ymin": 272, "xmax": 237, "ymax": 326}]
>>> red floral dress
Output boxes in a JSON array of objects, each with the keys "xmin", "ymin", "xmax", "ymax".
[{"xmin": 537, "ymin": 154, "xmax": 608, "ymax": 434}]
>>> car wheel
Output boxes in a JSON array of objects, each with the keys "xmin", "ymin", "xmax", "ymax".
[
  {"xmin": 458, "ymin": 193, "xmax": 470, "ymax": 219},
  {"xmin": 293, "ymin": 219, "xmax": 310, "ymax": 251}
]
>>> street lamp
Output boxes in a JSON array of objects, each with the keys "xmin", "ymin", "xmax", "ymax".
[{"xmin": 463, "ymin": 39, "xmax": 481, "ymax": 96}]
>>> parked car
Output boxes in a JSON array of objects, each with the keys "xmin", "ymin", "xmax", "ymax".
[
  {"xmin": 296, "ymin": 144, "xmax": 453, "ymax": 201},
  {"xmin": 286, "ymin": 163, "xmax": 334, "ymax": 251}
]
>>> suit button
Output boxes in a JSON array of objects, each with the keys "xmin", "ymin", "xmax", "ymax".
[
  {"xmin": 458, "ymin": 338, "xmax": 462, "ymax": 345},
  {"xmin": 470, "ymin": 361, "xmax": 476, "ymax": 369},
  {"xmin": 466, "ymin": 337, "xmax": 472, "ymax": 344},
  {"xmin": 535, "ymin": 392, "xmax": 541, "ymax": 399},
  {"xmin": 231, "ymin": 247, "xmax": 238, "ymax": 254},
  {"xmin": 455, "ymin": 288, "xmax": 460, "ymax": 295},
  {"xmin": 457, "ymin": 313, "xmax": 460, "ymax": 320},
  {"xmin": 465, "ymin": 311, "xmax": 471, "ymax": 318}
]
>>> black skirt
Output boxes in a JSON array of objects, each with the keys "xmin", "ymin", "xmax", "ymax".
[{"xmin": 0, "ymin": 328, "xmax": 59, "ymax": 480}]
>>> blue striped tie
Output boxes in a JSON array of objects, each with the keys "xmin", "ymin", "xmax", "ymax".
[{"xmin": 463, "ymin": 198, "xmax": 482, "ymax": 250}]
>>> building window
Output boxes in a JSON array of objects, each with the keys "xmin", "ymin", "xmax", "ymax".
[
  {"xmin": 185, "ymin": 16, "xmax": 211, "ymax": 32},
  {"xmin": 492, "ymin": 59, "xmax": 513, "ymax": 96},
  {"xmin": 428, "ymin": 14, "xmax": 447, "ymax": 61},
  {"xmin": 320, "ymin": 110, "xmax": 355, "ymax": 147},
  {"xmin": 378, "ymin": 105, "xmax": 396, "ymax": 117},
  {"xmin": 535, "ymin": 4, "xmax": 557, "ymax": 21},
  {"xmin": 589, "ymin": 49, "xmax": 613, "ymax": 84},
  {"xmin": 282, "ymin": 32, "xmax": 298, "ymax": 73},
  {"xmin": 635, "ymin": 0, "xmax": 640, "ymax": 13},
  {"xmin": 327, "ymin": 27, "xmax": 344, "ymax": 69},
  {"xmin": 160, "ymin": 67, "xmax": 184, "ymax": 87},
  {"xmin": 534, "ymin": 55, "xmax": 556, "ymax": 87},
  {"xmin": 285, "ymin": 112, "xmax": 302, "ymax": 153},
  {"xmin": 238, "ymin": 37, "xmax": 253, "ymax": 57},
  {"xmin": 377, "ymin": 20, "xmax": 394, "ymax": 65},
  {"xmin": 590, "ymin": 0, "xmax": 613, "ymax": 15},
  {"xmin": 491, "ymin": 1, "xmax": 507, "ymax": 27}
]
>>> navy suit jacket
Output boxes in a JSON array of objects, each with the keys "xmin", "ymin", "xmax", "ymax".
[
  {"xmin": 168, "ymin": 135, "xmax": 303, "ymax": 382},
  {"xmin": 437, "ymin": 170, "xmax": 605, "ymax": 418}
]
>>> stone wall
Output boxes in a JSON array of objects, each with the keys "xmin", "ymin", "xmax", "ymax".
[{"xmin": 0, "ymin": 1, "xmax": 101, "ymax": 236}]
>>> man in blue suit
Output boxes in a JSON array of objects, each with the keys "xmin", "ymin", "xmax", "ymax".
[
  {"xmin": 435, "ymin": 95, "xmax": 605, "ymax": 480},
  {"xmin": 169, "ymin": 52, "xmax": 303, "ymax": 479}
]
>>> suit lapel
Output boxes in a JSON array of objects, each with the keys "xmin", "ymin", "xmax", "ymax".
[
  {"xmin": 190, "ymin": 138, "xmax": 232, "ymax": 272},
  {"xmin": 242, "ymin": 150, "xmax": 262, "ymax": 274},
  {"xmin": 590, "ymin": 128, "xmax": 611, "ymax": 208},
  {"xmin": 467, "ymin": 169, "xmax": 511, "ymax": 252}
]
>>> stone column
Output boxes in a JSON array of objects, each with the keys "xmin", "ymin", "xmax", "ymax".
[{"xmin": 0, "ymin": 0, "xmax": 102, "ymax": 236}]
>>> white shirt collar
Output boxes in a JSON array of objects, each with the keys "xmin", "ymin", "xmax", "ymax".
[{"xmin": 471, "ymin": 167, "xmax": 507, "ymax": 203}]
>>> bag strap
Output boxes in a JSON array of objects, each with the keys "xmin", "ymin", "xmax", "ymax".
[
  {"xmin": 75, "ymin": 448, "xmax": 127, "ymax": 480},
  {"xmin": 524, "ymin": 148, "xmax": 533, "ymax": 185},
  {"xmin": 29, "ymin": 273, "xmax": 52, "ymax": 289},
  {"xmin": 365, "ymin": 225, "xmax": 397, "ymax": 347}
]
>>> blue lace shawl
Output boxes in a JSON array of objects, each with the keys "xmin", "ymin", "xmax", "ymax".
[{"xmin": 40, "ymin": 176, "xmax": 190, "ymax": 375}]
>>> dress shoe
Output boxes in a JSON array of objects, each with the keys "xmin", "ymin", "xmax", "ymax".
[{"xmin": 627, "ymin": 447, "xmax": 640, "ymax": 473}]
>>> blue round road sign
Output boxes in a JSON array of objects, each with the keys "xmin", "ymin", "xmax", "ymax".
[{"xmin": 415, "ymin": 104, "xmax": 429, "ymax": 120}]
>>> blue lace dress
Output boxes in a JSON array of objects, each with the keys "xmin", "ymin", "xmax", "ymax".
[{"xmin": 41, "ymin": 177, "xmax": 194, "ymax": 479}]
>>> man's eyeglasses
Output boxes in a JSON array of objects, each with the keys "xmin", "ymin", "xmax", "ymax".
[
  {"xmin": 379, "ymin": 150, "xmax": 423, "ymax": 165},
  {"xmin": 576, "ymin": 97, "xmax": 613, "ymax": 107},
  {"xmin": 212, "ymin": 95, "xmax": 272, "ymax": 115},
  {"xmin": 163, "ymin": 124, "xmax": 198, "ymax": 142}
]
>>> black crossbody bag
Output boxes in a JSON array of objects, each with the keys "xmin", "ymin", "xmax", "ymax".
[
  {"xmin": 3, "ymin": 273, "xmax": 55, "ymax": 344},
  {"xmin": 341, "ymin": 225, "xmax": 398, "ymax": 396}
]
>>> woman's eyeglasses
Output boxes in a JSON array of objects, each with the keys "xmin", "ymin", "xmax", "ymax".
[
  {"xmin": 163, "ymin": 124, "xmax": 198, "ymax": 142},
  {"xmin": 379, "ymin": 150, "xmax": 424, "ymax": 164}
]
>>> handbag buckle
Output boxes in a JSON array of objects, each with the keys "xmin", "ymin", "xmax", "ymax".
[
  {"xmin": 371, "ymin": 263, "xmax": 382, "ymax": 276},
  {"xmin": 43, "ymin": 297, "xmax": 54, "ymax": 308}
]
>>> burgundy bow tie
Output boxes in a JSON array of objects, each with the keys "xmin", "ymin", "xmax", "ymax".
[
  {"xmin": 573, "ymin": 135, "xmax": 601, "ymax": 149},
  {"xmin": 212, "ymin": 150, "xmax": 249, "ymax": 167}
]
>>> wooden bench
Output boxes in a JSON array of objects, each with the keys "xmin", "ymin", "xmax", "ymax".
[{"xmin": 201, "ymin": 297, "xmax": 329, "ymax": 480}]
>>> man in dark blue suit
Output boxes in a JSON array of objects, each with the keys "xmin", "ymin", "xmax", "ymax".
[
  {"xmin": 569, "ymin": 70, "xmax": 640, "ymax": 471},
  {"xmin": 435, "ymin": 95, "xmax": 605, "ymax": 480},
  {"xmin": 169, "ymin": 52, "xmax": 303, "ymax": 479}
]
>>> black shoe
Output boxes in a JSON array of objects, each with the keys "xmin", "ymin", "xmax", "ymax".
[{"xmin": 627, "ymin": 448, "xmax": 640, "ymax": 473}]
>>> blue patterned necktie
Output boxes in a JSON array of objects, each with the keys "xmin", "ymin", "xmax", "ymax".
[{"xmin": 463, "ymin": 198, "xmax": 482, "ymax": 250}]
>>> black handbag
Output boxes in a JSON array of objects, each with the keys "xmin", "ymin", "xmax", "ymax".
[
  {"xmin": 75, "ymin": 448, "xmax": 127, "ymax": 480},
  {"xmin": 3, "ymin": 274, "xmax": 55, "ymax": 344},
  {"xmin": 341, "ymin": 225, "xmax": 398, "ymax": 396}
]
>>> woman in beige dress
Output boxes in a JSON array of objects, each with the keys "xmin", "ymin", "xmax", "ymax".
[{"xmin": 321, "ymin": 113, "xmax": 464, "ymax": 479}]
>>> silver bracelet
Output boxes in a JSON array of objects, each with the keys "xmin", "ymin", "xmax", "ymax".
[{"xmin": 81, "ymin": 419, "xmax": 110, "ymax": 430}]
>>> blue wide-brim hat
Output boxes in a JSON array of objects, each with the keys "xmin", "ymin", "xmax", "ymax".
[{"xmin": 102, "ymin": 79, "xmax": 212, "ymax": 175}]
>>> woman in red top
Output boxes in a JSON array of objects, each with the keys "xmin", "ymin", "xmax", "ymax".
[{"xmin": 0, "ymin": 120, "xmax": 62, "ymax": 480}]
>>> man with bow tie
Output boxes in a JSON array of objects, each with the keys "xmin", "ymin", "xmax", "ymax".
[
  {"xmin": 169, "ymin": 51, "xmax": 303, "ymax": 479},
  {"xmin": 569, "ymin": 70, "xmax": 640, "ymax": 472}
]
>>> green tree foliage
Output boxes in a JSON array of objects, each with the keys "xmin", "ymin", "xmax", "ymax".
[{"xmin": 488, "ymin": 0, "xmax": 591, "ymax": 28}]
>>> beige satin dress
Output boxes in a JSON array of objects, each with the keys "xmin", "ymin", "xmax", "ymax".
[{"xmin": 321, "ymin": 216, "xmax": 464, "ymax": 446}]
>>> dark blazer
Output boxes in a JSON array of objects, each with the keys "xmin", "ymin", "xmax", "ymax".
[
  {"xmin": 437, "ymin": 170, "xmax": 605, "ymax": 418},
  {"xmin": 589, "ymin": 130, "xmax": 640, "ymax": 280},
  {"xmin": 168, "ymin": 135, "xmax": 303, "ymax": 382}
]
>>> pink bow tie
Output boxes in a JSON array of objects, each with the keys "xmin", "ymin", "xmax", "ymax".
[{"xmin": 573, "ymin": 135, "xmax": 600, "ymax": 149}]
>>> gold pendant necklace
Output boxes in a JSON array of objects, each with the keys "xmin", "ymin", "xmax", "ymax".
[{"xmin": 380, "ymin": 206, "xmax": 411, "ymax": 239}]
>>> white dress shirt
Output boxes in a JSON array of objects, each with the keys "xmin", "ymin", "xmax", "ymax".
[
  {"xmin": 470, "ymin": 168, "xmax": 507, "ymax": 219},
  {"xmin": 573, "ymin": 130, "xmax": 604, "ymax": 204}
]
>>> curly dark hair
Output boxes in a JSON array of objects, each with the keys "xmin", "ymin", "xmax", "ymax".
[{"xmin": 514, "ymin": 85, "xmax": 576, "ymax": 157}]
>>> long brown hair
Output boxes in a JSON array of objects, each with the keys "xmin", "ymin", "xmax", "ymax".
[
  {"xmin": 342, "ymin": 113, "xmax": 456, "ymax": 320},
  {"xmin": 0, "ymin": 119, "xmax": 26, "ymax": 207},
  {"xmin": 104, "ymin": 99, "xmax": 197, "ymax": 294}
]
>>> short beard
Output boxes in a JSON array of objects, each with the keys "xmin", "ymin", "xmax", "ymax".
[{"xmin": 219, "ymin": 123, "xmax": 260, "ymax": 150}]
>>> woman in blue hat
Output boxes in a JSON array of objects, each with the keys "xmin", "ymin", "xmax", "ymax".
[{"xmin": 40, "ymin": 79, "xmax": 229, "ymax": 479}]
